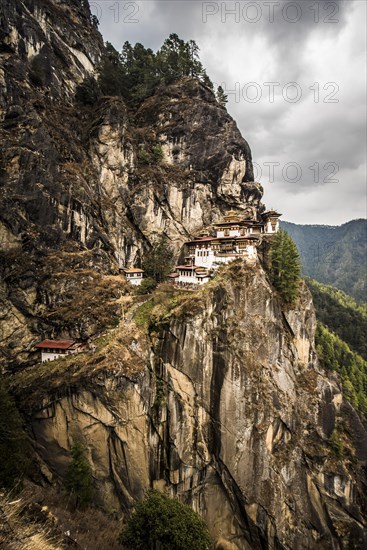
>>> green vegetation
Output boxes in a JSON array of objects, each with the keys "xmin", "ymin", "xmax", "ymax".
[
  {"xmin": 152, "ymin": 144, "xmax": 164, "ymax": 163},
  {"xmin": 133, "ymin": 284, "xmax": 200, "ymax": 332},
  {"xmin": 281, "ymin": 219, "xmax": 367, "ymax": 303},
  {"xmin": 64, "ymin": 441, "xmax": 94, "ymax": 509},
  {"xmin": 0, "ymin": 379, "xmax": 30, "ymax": 489},
  {"xmin": 268, "ymin": 229, "xmax": 301, "ymax": 303},
  {"xmin": 136, "ymin": 144, "xmax": 165, "ymax": 166},
  {"xmin": 307, "ymin": 278, "xmax": 367, "ymax": 359},
  {"xmin": 137, "ymin": 148, "xmax": 151, "ymax": 165},
  {"xmin": 75, "ymin": 75, "xmax": 100, "ymax": 105},
  {"xmin": 76, "ymin": 34, "xmax": 213, "ymax": 107},
  {"xmin": 216, "ymin": 85, "xmax": 228, "ymax": 106},
  {"xmin": 316, "ymin": 323, "xmax": 367, "ymax": 415},
  {"xmin": 329, "ymin": 427, "xmax": 344, "ymax": 459},
  {"xmin": 133, "ymin": 299, "xmax": 155, "ymax": 328},
  {"xmin": 143, "ymin": 235, "xmax": 175, "ymax": 284},
  {"xmin": 120, "ymin": 490, "xmax": 212, "ymax": 550},
  {"xmin": 134, "ymin": 277, "xmax": 157, "ymax": 295}
]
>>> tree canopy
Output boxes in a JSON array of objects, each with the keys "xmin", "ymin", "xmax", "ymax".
[
  {"xmin": 268, "ymin": 229, "xmax": 301, "ymax": 303},
  {"xmin": 216, "ymin": 86, "xmax": 228, "ymax": 107},
  {"xmin": 143, "ymin": 235, "xmax": 174, "ymax": 284},
  {"xmin": 120, "ymin": 489, "xmax": 212, "ymax": 550},
  {"xmin": 64, "ymin": 441, "xmax": 94, "ymax": 509},
  {"xmin": 316, "ymin": 323, "xmax": 367, "ymax": 416},
  {"xmin": 0, "ymin": 379, "xmax": 30, "ymax": 489},
  {"xmin": 307, "ymin": 278, "xmax": 367, "ymax": 359},
  {"xmin": 76, "ymin": 34, "xmax": 213, "ymax": 106}
]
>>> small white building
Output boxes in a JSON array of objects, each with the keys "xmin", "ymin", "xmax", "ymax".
[
  {"xmin": 175, "ymin": 266, "xmax": 210, "ymax": 286},
  {"xmin": 262, "ymin": 210, "xmax": 282, "ymax": 234},
  {"xmin": 123, "ymin": 268, "xmax": 144, "ymax": 286},
  {"xmin": 36, "ymin": 339, "xmax": 79, "ymax": 363}
]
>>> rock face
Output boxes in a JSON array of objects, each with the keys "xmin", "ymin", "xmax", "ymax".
[
  {"xmin": 0, "ymin": 0, "xmax": 259, "ymax": 367},
  {"xmin": 13, "ymin": 263, "xmax": 367, "ymax": 549}
]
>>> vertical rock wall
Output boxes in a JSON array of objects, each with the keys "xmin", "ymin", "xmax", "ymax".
[{"xmin": 16, "ymin": 263, "xmax": 367, "ymax": 549}]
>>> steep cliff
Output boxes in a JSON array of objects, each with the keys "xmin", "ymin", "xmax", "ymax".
[
  {"xmin": 0, "ymin": 0, "xmax": 259, "ymax": 368},
  {"xmin": 11, "ymin": 263, "xmax": 367, "ymax": 549}
]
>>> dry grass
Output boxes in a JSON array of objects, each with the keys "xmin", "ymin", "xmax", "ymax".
[
  {"xmin": 0, "ymin": 492, "xmax": 63, "ymax": 549},
  {"xmin": 42, "ymin": 268, "xmax": 127, "ymax": 328},
  {"xmin": 23, "ymin": 484, "xmax": 123, "ymax": 550},
  {"xmin": 1, "ymin": 483, "xmax": 125, "ymax": 549}
]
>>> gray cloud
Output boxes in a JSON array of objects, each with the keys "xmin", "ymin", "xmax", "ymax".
[{"xmin": 94, "ymin": 0, "xmax": 366, "ymax": 224}]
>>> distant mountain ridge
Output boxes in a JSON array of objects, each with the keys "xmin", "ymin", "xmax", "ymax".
[{"xmin": 281, "ymin": 219, "xmax": 367, "ymax": 303}]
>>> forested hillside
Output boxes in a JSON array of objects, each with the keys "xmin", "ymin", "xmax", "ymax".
[
  {"xmin": 316, "ymin": 323, "xmax": 367, "ymax": 416},
  {"xmin": 281, "ymin": 219, "xmax": 367, "ymax": 303},
  {"xmin": 306, "ymin": 278, "xmax": 367, "ymax": 416},
  {"xmin": 307, "ymin": 279, "xmax": 367, "ymax": 360}
]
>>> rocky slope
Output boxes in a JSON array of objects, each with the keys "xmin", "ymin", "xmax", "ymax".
[
  {"xmin": 11, "ymin": 263, "xmax": 367, "ymax": 549},
  {"xmin": 0, "ymin": 0, "xmax": 260, "ymax": 369}
]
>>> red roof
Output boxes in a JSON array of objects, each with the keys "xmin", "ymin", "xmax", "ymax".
[
  {"xmin": 212, "ymin": 235, "xmax": 259, "ymax": 242},
  {"xmin": 185, "ymin": 236, "xmax": 214, "ymax": 245},
  {"xmin": 263, "ymin": 210, "xmax": 282, "ymax": 217},
  {"xmin": 187, "ymin": 235, "xmax": 260, "ymax": 243},
  {"xmin": 176, "ymin": 265, "xmax": 196, "ymax": 270},
  {"xmin": 36, "ymin": 339, "xmax": 75, "ymax": 350},
  {"xmin": 213, "ymin": 221, "xmax": 244, "ymax": 227}
]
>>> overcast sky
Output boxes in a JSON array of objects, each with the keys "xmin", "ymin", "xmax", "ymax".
[{"xmin": 92, "ymin": 0, "xmax": 366, "ymax": 224}]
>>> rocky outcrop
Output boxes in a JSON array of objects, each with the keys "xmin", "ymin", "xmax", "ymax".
[
  {"xmin": 136, "ymin": 79, "xmax": 254, "ymax": 193},
  {"xmin": 0, "ymin": 1, "xmax": 261, "ymax": 366},
  {"xmin": 12, "ymin": 263, "xmax": 367, "ymax": 549},
  {"xmin": 0, "ymin": 0, "xmax": 102, "ymax": 103}
]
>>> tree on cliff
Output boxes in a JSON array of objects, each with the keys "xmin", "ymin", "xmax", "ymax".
[
  {"xmin": 156, "ymin": 34, "xmax": 211, "ymax": 86},
  {"xmin": 0, "ymin": 379, "xmax": 30, "ymax": 489},
  {"xmin": 120, "ymin": 490, "xmax": 212, "ymax": 550},
  {"xmin": 216, "ymin": 85, "xmax": 228, "ymax": 106},
  {"xmin": 143, "ymin": 235, "xmax": 174, "ymax": 284},
  {"xmin": 269, "ymin": 229, "xmax": 301, "ymax": 303},
  {"xmin": 97, "ymin": 42, "xmax": 125, "ymax": 97},
  {"xmin": 75, "ymin": 75, "xmax": 101, "ymax": 105},
  {"xmin": 81, "ymin": 35, "xmax": 214, "ymax": 107},
  {"xmin": 65, "ymin": 441, "xmax": 94, "ymax": 509}
]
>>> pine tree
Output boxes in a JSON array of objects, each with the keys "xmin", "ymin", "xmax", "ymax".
[
  {"xmin": 94, "ymin": 35, "xmax": 214, "ymax": 106},
  {"xmin": 120, "ymin": 490, "xmax": 212, "ymax": 550},
  {"xmin": 143, "ymin": 235, "xmax": 174, "ymax": 283},
  {"xmin": 216, "ymin": 85, "xmax": 228, "ymax": 106},
  {"xmin": 269, "ymin": 229, "xmax": 301, "ymax": 303},
  {"xmin": 97, "ymin": 42, "xmax": 125, "ymax": 97},
  {"xmin": 75, "ymin": 76, "xmax": 100, "ymax": 105},
  {"xmin": 65, "ymin": 441, "xmax": 93, "ymax": 509},
  {"xmin": 0, "ymin": 379, "xmax": 29, "ymax": 489}
]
